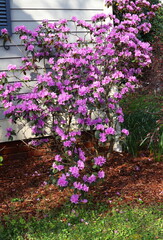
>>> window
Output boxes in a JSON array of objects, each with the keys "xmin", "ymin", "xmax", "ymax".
[{"xmin": 0, "ymin": 0, "xmax": 11, "ymax": 35}]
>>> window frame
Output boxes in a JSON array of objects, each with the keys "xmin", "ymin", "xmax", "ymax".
[{"xmin": 0, "ymin": 0, "xmax": 12, "ymax": 35}]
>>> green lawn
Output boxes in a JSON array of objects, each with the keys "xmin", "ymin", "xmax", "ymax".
[{"xmin": 1, "ymin": 202, "xmax": 162, "ymax": 240}]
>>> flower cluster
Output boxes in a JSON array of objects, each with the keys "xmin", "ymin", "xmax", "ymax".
[{"xmin": 0, "ymin": 0, "xmax": 159, "ymax": 203}]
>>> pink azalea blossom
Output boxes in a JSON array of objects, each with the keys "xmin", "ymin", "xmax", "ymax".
[
  {"xmin": 94, "ymin": 156, "xmax": 106, "ymax": 166},
  {"xmin": 77, "ymin": 160, "xmax": 85, "ymax": 170},
  {"xmin": 105, "ymin": 127, "xmax": 115, "ymax": 135},
  {"xmin": 69, "ymin": 166, "xmax": 80, "ymax": 178},
  {"xmin": 8, "ymin": 64, "xmax": 17, "ymax": 71},
  {"xmin": 54, "ymin": 155, "xmax": 62, "ymax": 162},
  {"xmin": 57, "ymin": 174, "xmax": 68, "ymax": 187},
  {"xmin": 122, "ymin": 129, "xmax": 129, "ymax": 136},
  {"xmin": 1, "ymin": 28, "xmax": 8, "ymax": 34},
  {"xmin": 70, "ymin": 194, "xmax": 80, "ymax": 204},
  {"xmin": 98, "ymin": 171, "xmax": 105, "ymax": 178},
  {"xmin": 87, "ymin": 174, "xmax": 96, "ymax": 183}
]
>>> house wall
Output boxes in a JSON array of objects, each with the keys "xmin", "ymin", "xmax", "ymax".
[
  {"xmin": 0, "ymin": 0, "xmax": 105, "ymax": 71},
  {"xmin": 0, "ymin": 0, "xmax": 111, "ymax": 142}
]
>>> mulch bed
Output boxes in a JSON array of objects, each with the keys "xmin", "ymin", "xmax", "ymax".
[{"xmin": 0, "ymin": 146, "xmax": 162, "ymax": 219}]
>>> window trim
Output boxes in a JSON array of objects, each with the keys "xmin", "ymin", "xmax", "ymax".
[{"xmin": 0, "ymin": 0, "xmax": 12, "ymax": 35}]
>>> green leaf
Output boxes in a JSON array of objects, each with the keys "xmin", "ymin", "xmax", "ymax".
[
  {"xmin": 95, "ymin": 131, "xmax": 100, "ymax": 139},
  {"xmin": 92, "ymin": 165, "xmax": 97, "ymax": 169},
  {"xmin": 0, "ymin": 156, "xmax": 3, "ymax": 163}
]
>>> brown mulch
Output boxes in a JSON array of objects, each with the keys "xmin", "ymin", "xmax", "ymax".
[{"xmin": 0, "ymin": 147, "xmax": 162, "ymax": 219}]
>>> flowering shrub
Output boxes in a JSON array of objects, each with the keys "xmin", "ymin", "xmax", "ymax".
[{"xmin": 0, "ymin": 0, "xmax": 160, "ymax": 203}]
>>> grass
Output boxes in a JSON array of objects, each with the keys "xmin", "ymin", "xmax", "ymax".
[{"xmin": 0, "ymin": 202, "xmax": 162, "ymax": 240}]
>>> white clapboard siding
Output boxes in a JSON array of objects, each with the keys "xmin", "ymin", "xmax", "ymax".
[
  {"xmin": 11, "ymin": 9, "xmax": 102, "ymax": 21},
  {"xmin": 0, "ymin": 45, "xmax": 25, "ymax": 58},
  {"xmin": 0, "ymin": 0, "xmax": 111, "ymax": 142},
  {"xmin": 0, "ymin": 119, "xmax": 34, "ymax": 142},
  {"xmin": 0, "ymin": 0, "xmax": 105, "ymax": 69},
  {"xmin": 10, "ymin": 0, "xmax": 104, "ymax": 10},
  {"xmin": 0, "ymin": 58, "xmax": 22, "ymax": 71}
]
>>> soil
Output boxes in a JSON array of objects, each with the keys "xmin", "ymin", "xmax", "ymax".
[{"xmin": 0, "ymin": 146, "xmax": 163, "ymax": 219}]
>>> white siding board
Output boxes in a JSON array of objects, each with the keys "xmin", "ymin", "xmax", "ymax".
[
  {"xmin": 11, "ymin": 0, "xmax": 104, "ymax": 10},
  {"xmin": 0, "ymin": 119, "xmax": 33, "ymax": 142},
  {"xmin": 0, "ymin": 46, "xmax": 25, "ymax": 58},
  {"xmin": 0, "ymin": 58, "xmax": 22, "ymax": 71},
  {"xmin": 11, "ymin": 9, "xmax": 101, "ymax": 21}
]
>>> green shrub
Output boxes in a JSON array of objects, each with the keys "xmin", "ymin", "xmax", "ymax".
[
  {"xmin": 141, "ymin": 3, "xmax": 163, "ymax": 43},
  {"xmin": 121, "ymin": 92, "xmax": 162, "ymax": 159}
]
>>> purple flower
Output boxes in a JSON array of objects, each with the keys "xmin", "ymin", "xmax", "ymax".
[
  {"xmin": 27, "ymin": 45, "xmax": 34, "ymax": 51},
  {"xmin": 105, "ymin": 127, "xmax": 115, "ymax": 135},
  {"xmin": 77, "ymin": 160, "xmax": 85, "ymax": 170},
  {"xmin": 78, "ymin": 86, "xmax": 89, "ymax": 96},
  {"xmin": 69, "ymin": 166, "xmax": 80, "ymax": 178},
  {"xmin": 94, "ymin": 156, "xmax": 106, "ymax": 166},
  {"xmin": 52, "ymin": 163, "xmax": 64, "ymax": 171},
  {"xmin": 20, "ymin": 35, "xmax": 28, "ymax": 40},
  {"xmin": 8, "ymin": 64, "xmax": 17, "ymax": 71},
  {"xmin": 14, "ymin": 25, "xmax": 27, "ymax": 32},
  {"xmin": 63, "ymin": 140, "xmax": 72, "ymax": 147},
  {"xmin": 48, "ymin": 58, "xmax": 54, "ymax": 64},
  {"xmin": 58, "ymin": 18, "xmax": 67, "ymax": 24},
  {"xmin": 58, "ymin": 92, "xmax": 72, "ymax": 105},
  {"xmin": 70, "ymin": 194, "xmax": 80, "ymax": 204},
  {"xmin": 98, "ymin": 170, "xmax": 105, "ymax": 178},
  {"xmin": 73, "ymin": 181, "xmax": 82, "ymax": 190},
  {"xmin": 116, "ymin": 192, "xmax": 121, "ymax": 196},
  {"xmin": 122, "ymin": 129, "xmax": 129, "ymax": 135},
  {"xmin": 55, "ymin": 127, "xmax": 67, "ymax": 140},
  {"xmin": 73, "ymin": 182, "xmax": 89, "ymax": 192},
  {"xmin": 118, "ymin": 115, "xmax": 124, "ymax": 123},
  {"xmin": 82, "ymin": 184, "xmax": 89, "ymax": 192},
  {"xmin": 23, "ymin": 76, "xmax": 31, "ymax": 81},
  {"xmin": 99, "ymin": 133, "xmax": 107, "ymax": 142},
  {"xmin": 54, "ymin": 154, "xmax": 62, "ymax": 162},
  {"xmin": 5, "ymin": 128, "xmax": 13, "ymax": 138},
  {"xmin": 87, "ymin": 174, "xmax": 96, "ymax": 183},
  {"xmin": 114, "ymin": 92, "xmax": 122, "ymax": 99},
  {"xmin": 108, "ymin": 103, "xmax": 115, "ymax": 109},
  {"xmin": 83, "ymin": 175, "xmax": 88, "ymax": 182},
  {"xmin": 57, "ymin": 174, "xmax": 68, "ymax": 187},
  {"xmin": 67, "ymin": 150, "xmax": 72, "ymax": 156},
  {"xmin": 96, "ymin": 124, "xmax": 105, "ymax": 130},
  {"xmin": 79, "ymin": 148, "xmax": 86, "ymax": 161},
  {"xmin": 71, "ymin": 16, "xmax": 78, "ymax": 22},
  {"xmin": 102, "ymin": 76, "xmax": 112, "ymax": 85},
  {"xmin": 80, "ymin": 199, "xmax": 88, "ymax": 203},
  {"xmin": 116, "ymin": 108, "xmax": 123, "ymax": 115},
  {"xmin": 1, "ymin": 28, "xmax": 8, "ymax": 34},
  {"xmin": 91, "ymin": 81, "xmax": 101, "ymax": 88},
  {"xmin": 78, "ymin": 105, "xmax": 87, "ymax": 115},
  {"xmin": 91, "ymin": 13, "xmax": 107, "ymax": 22},
  {"xmin": 121, "ymin": 87, "xmax": 129, "ymax": 95},
  {"xmin": 0, "ymin": 72, "xmax": 7, "ymax": 79}
]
